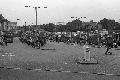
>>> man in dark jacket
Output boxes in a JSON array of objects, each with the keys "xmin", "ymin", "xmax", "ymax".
[
  {"xmin": 105, "ymin": 36, "xmax": 113, "ymax": 55},
  {"xmin": 3, "ymin": 33, "xmax": 8, "ymax": 46}
]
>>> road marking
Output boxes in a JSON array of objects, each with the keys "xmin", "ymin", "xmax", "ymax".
[
  {"xmin": 64, "ymin": 62, "xmax": 67, "ymax": 64},
  {"xmin": 50, "ymin": 69, "xmax": 58, "ymax": 72},
  {"xmin": 97, "ymin": 72, "xmax": 106, "ymax": 75},
  {"xmin": 79, "ymin": 71, "xmax": 89, "ymax": 74},
  {"xmin": 8, "ymin": 55, "xmax": 15, "ymax": 56},
  {"xmin": 2, "ymin": 55, "xmax": 6, "ymax": 56},
  {"xmin": 35, "ymin": 69, "xmax": 42, "ymax": 71},
  {"xmin": 106, "ymin": 74, "xmax": 115, "ymax": 76},
  {"xmin": 1, "ymin": 66, "xmax": 120, "ymax": 76},
  {"xmin": 6, "ymin": 67, "xmax": 13, "ymax": 69},
  {"xmin": 5, "ymin": 53, "xmax": 8, "ymax": 54},
  {"xmin": 62, "ymin": 71, "xmax": 71, "ymax": 73},
  {"xmin": 14, "ymin": 68, "xmax": 21, "ymax": 70}
]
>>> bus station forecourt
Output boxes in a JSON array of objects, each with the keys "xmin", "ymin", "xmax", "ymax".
[{"xmin": 0, "ymin": 31, "xmax": 120, "ymax": 80}]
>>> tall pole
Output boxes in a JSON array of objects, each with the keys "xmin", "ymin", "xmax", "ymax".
[
  {"xmin": 25, "ymin": 21, "xmax": 26, "ymax": 26},
  {"xmin": 25, "ymin": 21, "xmax": 26, "ymax": 32},
  {"xmin": 35, "ymin": 7, "xmax": 37, "ymax": 27},
  {"xmin": 25, "ymin": 6, "xmax": 47, "ymax": 28}
]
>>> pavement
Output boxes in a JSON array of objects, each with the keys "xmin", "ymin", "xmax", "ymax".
[{"xmin": 0, "ymin": 37, "xmax": 120, "ymax": 80}]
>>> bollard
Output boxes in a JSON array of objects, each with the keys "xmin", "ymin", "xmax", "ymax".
[
  {"xmin": 84, "ymin": 45, "xmax": 90, "ymax": 61},
  {"xmin": 76, "ymin": 44, "xmax": 98, "ymax": 64}
]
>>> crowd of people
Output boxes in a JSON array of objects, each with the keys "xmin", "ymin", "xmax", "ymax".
[
  {"xmin": 0, "ymin": 29, "xmax": 120, "ymax": 55},
  {"xmin": 47, "ymin": 31, "xmax": 120, "ymax": 55},
  {"xmin": 19, "ymin": 30, "xmax": 47, "ymax": 49}
]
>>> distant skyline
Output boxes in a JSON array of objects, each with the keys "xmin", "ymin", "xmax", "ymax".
[{"xmin": 0, "ymin": 0, "xmax": 120, "ymax": 26}]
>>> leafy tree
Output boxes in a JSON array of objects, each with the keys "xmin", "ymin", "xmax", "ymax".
[
  {"xmin": 48, "ymin": 23, "xmax": 55, "ymax": 32},
  {"xmin": 99, "ymin": 18, "xmax": 116, "ymax": 30},
  {"xmin": 43, "ymin": 23, "xmax": 55, "ymax": 32},
  {"xmin": 57, "ymin": 25, "xmax": 67, "ymax": 32},
  {"xmin": 114, "ymin": 22, "xmax": 120, "ymax": 30},
  {"xmin": 66, "ymin": 19, "xmax": 82, "ymax": 32}
]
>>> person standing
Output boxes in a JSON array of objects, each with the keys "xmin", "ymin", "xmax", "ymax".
[
  {"xmin": 58, "ymin": 34, "xmax": 61, "ymax": 43},
  {"xmin": 55, "ymin": 35, "xmax": 58, "ymax": 42}
]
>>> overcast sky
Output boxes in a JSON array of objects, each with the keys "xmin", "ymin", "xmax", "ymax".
[{"xmin": 0, "ymin": 0, "xmax": 120, "ymax": 25}]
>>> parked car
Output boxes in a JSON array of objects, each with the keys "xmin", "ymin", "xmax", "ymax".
[{"xmin": 3, "ymin": 31, "xmax": 14, "ymax": 43}]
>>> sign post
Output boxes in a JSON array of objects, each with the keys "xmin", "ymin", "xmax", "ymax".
[
  {"xmin": 76, "ymin": 44, "xmax": 98, "ymax": 64},
  {"xmin": 84, "ymin": 45, "xmax": 90, "ymax": 61}
]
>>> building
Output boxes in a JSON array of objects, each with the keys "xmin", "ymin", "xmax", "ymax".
[
  {"xmin": 0, "ymin": 14, "xmax": 9, "ymax": 31},
  {"xmin": 0, "ymin": 14, "xmax": 18, "ymax": 31},
  {"xmin": 8, "ymin": 22, "xmax": 17, "ymax": 30}
]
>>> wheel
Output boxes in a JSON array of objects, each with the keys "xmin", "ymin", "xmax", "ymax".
[
  {"xmin": 108, "ymin": 52, "xmax": 112, "ymax": 55},
  {"xmin": 31, "ymin": 42, "xmax": 35, "ymax": 48},
  {"xmin": 34, "ymin": 42, "xmax": 41, "ymax": 49}
]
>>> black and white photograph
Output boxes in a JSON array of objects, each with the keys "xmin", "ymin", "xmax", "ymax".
[{"xmin": 0, "ymin": 0, "xmax": 120, "ymax": 80}]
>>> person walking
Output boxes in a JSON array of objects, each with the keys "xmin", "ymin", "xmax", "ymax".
[
  {"xmin": 3, "ymin": 33, "xmax": 7, "ymax": 46},
  {"xmin": 105, "ymin": 36, "xmax": 113, "ymax": 55}
]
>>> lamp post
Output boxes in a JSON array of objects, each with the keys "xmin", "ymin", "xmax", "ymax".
[
  {"xmin": 16, "ymin": 19, "xmax": 21, "ymax": 31},
  {"xmin": 25, "ymin": 6, "xmax": 47, "ymax": 27},
  {"xmin": 16, "ymin": 18, "xmax": 20, "ymax": 26},
  {"xmin": 71, "ymin": 17, "xmax": 81, "ymax": 20},
  {"xmin": 17, "ymin": 19, "xmax": 27, "ymax": 32}
]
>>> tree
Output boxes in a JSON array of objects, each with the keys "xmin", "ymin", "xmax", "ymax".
[
  {"xmin": 43, "ymin": 23, "xmax": 55, "ymax": 32},
  {"xmin": 66, "ymin": 19, "xmax": 82, "ymax": 32},
  {"xmin": 113, "ymin": 22, "xmax": 120, "ymax": 30},
  {"xmin": 99, "ymin": 18, "xmax": 116, "ymax": 30},
  {"xmin": 57, "ymin": 25, "xmax": 67, "ymax": 32}
]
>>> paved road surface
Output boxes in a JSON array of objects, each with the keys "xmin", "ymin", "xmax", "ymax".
[{"xmin": 0, "ymin": 37, "xmax": 120, "ymax": 80}]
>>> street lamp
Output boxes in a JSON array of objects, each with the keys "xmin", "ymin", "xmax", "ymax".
[
  {"xmin": 16, "ymin": 19, "xmax": 21, "ymax": 30},
  {"xmin": 17, "ymin": 19, "xmax": 27, "ymax": 32},
  {"xmin": 16, "ymin": 19, "xmax": 20, "ymax": 20},
  {"xmin": 16, "ymin": 18, "xmax": 20, "ymax": 25},
  {"xmin": 16, "ymin": 19, "xmax": 26, "ymax": 26},
  {"xmin": 71, "ymin": 17, "xmax": 85, "ymax": 20},
  {"xmin": 25, "ymin": 6, "xmax": 47, "ymax": 27}
]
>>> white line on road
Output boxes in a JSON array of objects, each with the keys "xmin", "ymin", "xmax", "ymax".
[
  {"xmin": 1, "ymin": 66, "xmax": 120, "ymax": 76},
  {"xmin": 2, "ymin": 55, "xmax": 6, "ymax": 56}
]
